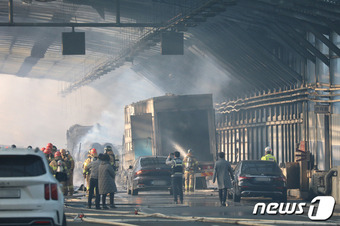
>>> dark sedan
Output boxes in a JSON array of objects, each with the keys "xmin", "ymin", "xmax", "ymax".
[
  {"xmin": 126, "ymin": 156, "xmax": 172, "ymax": 195},
  {"xmin": 231, "ymin": 160, "xmax": 287, "ymax": 202}
]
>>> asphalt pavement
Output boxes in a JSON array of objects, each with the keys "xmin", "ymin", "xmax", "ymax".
[{"xmin": 65, "ymin": 189, "xmax": 340, "ymax": 226}]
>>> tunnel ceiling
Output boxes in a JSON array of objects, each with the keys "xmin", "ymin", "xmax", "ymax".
[{"xmin": 0, "ymin": 0, "xmax": 339, "ymax": 99}]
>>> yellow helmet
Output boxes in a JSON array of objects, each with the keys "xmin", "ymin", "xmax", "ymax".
[{"xmin": 60, "ymin": 149, "xmax": 66, "ymax": 155}]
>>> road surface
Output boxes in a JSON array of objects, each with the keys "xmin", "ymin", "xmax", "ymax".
[{"xmin": 65, "ymin": 189, "xmax": 340, "ymax": 226}]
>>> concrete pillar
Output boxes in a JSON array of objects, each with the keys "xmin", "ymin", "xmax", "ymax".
[
  {"xmin": 307, "ymin": 33, "xmax": 317, "ymax": 168},
  {"xmin": 331, "ymin": 166, "xmax": 340, "ymax": 203},
  {"xmin": 316, "ymin": 37, "xmax": 330, "ymax": 170},
  {"xmin": 331, "ymin": 32, "xmax": 340, "ymax": 167}
]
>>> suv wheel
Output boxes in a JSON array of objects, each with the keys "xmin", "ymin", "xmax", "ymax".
[
  {"xmin": 62, "ymin": 214, "xmax": 67, "ymax": 226},
  {"xmin": 273, "ymin": 191, "xmax": 287, "ymax": 202},
  {"xmin": 279, "ymin": 194, "xmax": 287, "ymax": 202}
]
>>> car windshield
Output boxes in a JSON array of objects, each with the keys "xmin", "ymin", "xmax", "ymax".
[
  {"xmin": 140, "ymin": 157, "xmax": 167, "ymax": 167},
  {"xmin": 0, "ymin": 155, "xmax": 46, "ymax": 177},
  {"xmin": 241, "ymin": 161, "xmax": 281, "ymax": 176}
]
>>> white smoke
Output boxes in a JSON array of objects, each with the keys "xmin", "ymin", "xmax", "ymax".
[
  {"xmin": 69, "ymin": 66, "xmax": 164, "ymax": 186},
  {"xmin": 0, "ymin": 73, "xmax": 109, "ymax": 148}
]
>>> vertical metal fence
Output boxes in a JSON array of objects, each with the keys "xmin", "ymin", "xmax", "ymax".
[{"xmin": 216, "ymin": 94, "xmax": 305, "ymax": 166}]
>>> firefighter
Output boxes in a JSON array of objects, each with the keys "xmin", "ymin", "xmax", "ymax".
[
  {"xmin": 104, "ymin": 146, "xmax": 118, "ymax": 171},
  {"xmin": 44, "ymin": 147, "xmax": 54, "ymax": 164},
  {"xmin": 183, "ymin": 149, "xmax": 199, "ymax": 192},
  {"xmin": 83, "ymin": 148, "xmax": 97, "ymax": 193},
  {"xmin": 46, "ymin": 142, "xmax": 53, "ymax": 151},
  {"xmin": 52, "ymin": 145, "xmax": 58, "ymax": 156},
  {"xmin": 50, "ymin": 151, "xmax": 68, "ymax": 195},
  {"xmin": 261, "ymin": 146, "xmax": 277, "ymax": 162},
  {"xmin": 60, "ymin": 149, "xmax": 75, "ymax": 196}
]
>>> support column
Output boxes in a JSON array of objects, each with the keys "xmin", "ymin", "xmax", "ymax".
[
  {"xmin": 331, "ymin": 32, "xmax": 340, "ymax": 167},
  {"xmin": 8, "ymin": 0, "xmax": 13, "ymax": 24},
  {"xmin": 116, "ymin": 0, "xmax": 120, "ymax": 24}
]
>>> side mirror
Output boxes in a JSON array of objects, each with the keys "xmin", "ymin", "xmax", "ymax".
[{"xmin": 129, "ymin": 165, "xmax": 133, "ymax": 169}]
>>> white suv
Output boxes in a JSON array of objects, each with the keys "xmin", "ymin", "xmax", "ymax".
[{"xmin": 0, "ymin": 148, "xmax": 66, "ymax": 226}]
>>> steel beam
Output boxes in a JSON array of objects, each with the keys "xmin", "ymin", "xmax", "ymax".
[
  {"xmin": 302, "ymin": 22, "xmax": 340, "ymax": 58},
  {"xmin": 278, "ymin": 23, "xmax": 330, "ymax": 66},
  {"xmin": 270, "ymin": 24, "xmax": 316, "ymax": 63},
  {"xmin": 323, "ymin": 19, "xmax": 340, "ymax": 37},
  {"xmin": 0, "ymin": 22, "xmax": 163, "ymax": 27}
]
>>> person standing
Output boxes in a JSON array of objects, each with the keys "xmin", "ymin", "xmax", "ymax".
[
  {"xmin": 83, "ymin": 148, "xmax": 97, "ymax": 193},
  {"xmin": 98, "ymin": 154, "xmax": 117, "ymax": 209},
  {"xmin": 183, "ymin": 149, "xmax": 199, "ymax": 192},
  {"xmin": 60, "ymin": 149, "xmax": 75, "ymax": 196},
  {"xmin": 87, "ymin": 153, "xmax": 102, "ymax": 209},
  {"xmin": 104, "ymin": 146, "xmax": 116, "ymax": 169},
  {"xmin": 44, "ymin": 147, "xmax": 54, "ymax": 164},
  {"xmin": 166, "ymin": 151, "xmax": 184, "ymax": 204},
  {"xmin": 261, "ymin": 146, "xmax": 277, "ymax": 162},
  {"xmin": 212, "ymin": 152, "xmax": 234, "ymax": 207},
  {"xmin": 50, "ymin": 151, "xmax": 68, "ymax": 195}
]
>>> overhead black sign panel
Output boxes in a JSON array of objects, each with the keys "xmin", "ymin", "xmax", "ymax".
[
  {"xmin": 161, "ymin": 32, "xmax": 184, "ymax": 55},
  {"xmin": 62, "ymin": 32, "xmax": 85, "ymax": 55}
]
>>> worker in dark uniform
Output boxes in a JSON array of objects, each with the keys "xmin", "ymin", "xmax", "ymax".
[{"xmin": 166, "ymin": 151, "xmax": 183, "ymax": 204}]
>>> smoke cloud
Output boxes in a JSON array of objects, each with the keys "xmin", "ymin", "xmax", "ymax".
[
  {"xmin": 0, "ymin": 73, "xmax": 108, "ymax": 148},
  {"xmin": 0, "ymin": 66, "xmax": 163, "ymax": 146}
]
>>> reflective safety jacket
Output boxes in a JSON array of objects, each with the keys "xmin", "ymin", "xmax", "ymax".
[
  {"xmin": 83, "ymin": 157, "xmax": 92, "ymax": 175},
  {"xmin": 62, "ymin": 154, "xmax": 74, "ymax": 175},
  {"xmin": 261, "ymin": 154, "xmax": 277, "ymax": 162},
  {"xmin": 49, "ymin": 159, "xmax": 68, "ymax": 176},
  {"xmin": 183, "ymin": 154, "xmax": 198, "ymax": 172},
  {"xmin": 166, "ymin": 157, "xmax": 183, "ymax": 177},
  {"xmin": 109, "ymin": 154, "xmax": 118, "ymax": 171}
]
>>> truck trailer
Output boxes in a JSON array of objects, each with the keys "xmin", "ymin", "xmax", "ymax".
[{"xmin": 123, "ymin": 93, "xmax": 217, "ymax": 188}]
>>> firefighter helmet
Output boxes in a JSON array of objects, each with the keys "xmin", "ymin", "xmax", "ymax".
[
  {"xmin": 90, "ymin": 148, "xmax": 98, "ymax": 157},
  {"xmin": 54, "ymin": 151, "xmax": 61, "ymax": 158},
  {"xmin": 104, "ymin": 146, "xmax": 113, "ymax": 153},
  {"xmin": 44, "ymin": 148, "xmax": 52, "ymax": 155},
  {"xmin": 187, "ymin": 149, "xmax": 192, "ymax": 154},
  {"xmin": 60, "ymin": 149, "xmax": 66, "ymax": 155},
  {"xmin": 265, "ymin": 146, "xmax": 272, "ymax": 154}
]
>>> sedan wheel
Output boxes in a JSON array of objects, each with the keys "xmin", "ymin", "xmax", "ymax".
[
  {"xmin": 132, "ymin": 188, "xmax": 138, "ymax": 196},
  {"xmin": 126, "ymin": 182, "xmax": 131, "ymax": 194},
  {"xmin": 233, "ymin": 186, "xmax": 241, "ymax": 202}
]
